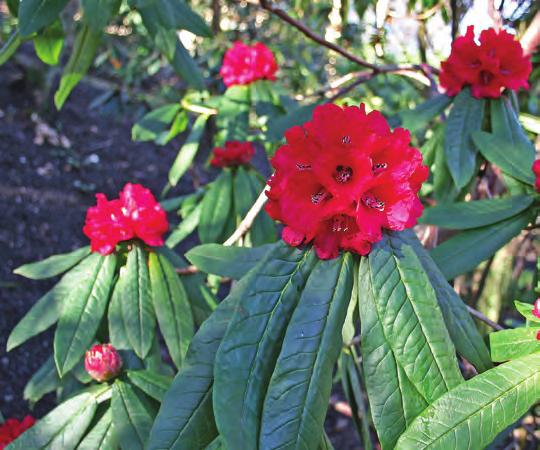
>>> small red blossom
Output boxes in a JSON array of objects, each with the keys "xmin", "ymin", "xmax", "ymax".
[
  {"xmin": 537, "ymin": 330, "xmax": 540, "ymax": 341},
  {"xmin": 211, "ymin": 141, "xmax": 255, "ymax": 168},
  {"xmin": 532, "ymin": 298, "xmax": 540, "ymax": 319},
  {"xmin": 440, "ymin": 26, "xmax": 532, "ymax": 99},
  {"xmin": 83, "ymin": 183, "xmax": 168, "ymax": 255},
  {"xmin": 220, "ymin": 41, "xmax": 278, "ymax": 87},
  {"xmin": 85, "ymin": 343, "xmax": 123, "ymax": 382},
  {"xmin": 0, "ymin": 416, "xmax": 35, "ymax": 449},
  {"xmin": 532, "ymin": 160, "xmax": 540, "ymax": 193},
  {"xmin": 265, "ymin": 103, "xmax": 428, "ymax": 260}
]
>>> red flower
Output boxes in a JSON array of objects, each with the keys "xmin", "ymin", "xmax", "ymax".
[
  {"xmin": 220, "ymin": 41, "xmax": 278, "ymax": 87},
  {"xmin": 532, "ymin": 298, "xmax": 540, "ymax": 319},
  {"xmin": 83, "ymin": 183, "xmax": 168, "ymax": 255},
  {"xmin": 0, "ymin": 416, "xmax": 35, "ymax": 449},
  {"xmin": 211, "ymin": 141, "xmax": 255, "ymax": 168},
  {"xmin": 265, "ymin": 103, "xmax": 428, "ymax": 259},
  {"xmin": 537, "ymin": 330, "xmax": 540, "ymax": 341},
  {"xmin": 532, "ymin": 160, "xmax": 540, "ymax": 193},
  {"xmin": 439, "ymin": 26, "xmax": 532, "ymax": 98},
  {"xmin": 85, "ymin": 343, "xmax": 123, "ymax": 382}
]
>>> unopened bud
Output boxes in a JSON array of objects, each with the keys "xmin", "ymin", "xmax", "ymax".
[{"xmin": 84, "ymin": 343, "xmax": 122, "ymax": 382}]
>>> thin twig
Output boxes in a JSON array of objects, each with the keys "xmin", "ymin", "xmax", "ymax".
[
  {"xmin": 176, "ymin": 265, "xmax": 199, "ymax": 275},
  {"xmin": 466, "ymin": 305, "xmax": 504, "ymax": 331}
]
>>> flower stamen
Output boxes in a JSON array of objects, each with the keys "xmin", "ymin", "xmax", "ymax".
[
  {"xmin": 334, "ymin": 165, "xmax": 353, "ymax": 183},
  {"xmin": 362, "ymin": 194, "xmax": 385, "ymax": 211}
]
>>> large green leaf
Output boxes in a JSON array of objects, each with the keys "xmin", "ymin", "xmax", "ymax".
[
  {"xmin": 358, "ymin": 257, "xmax": 428, "ymax": 450},
  {"xmin": 246, "ymin": 170, "xmax": 276, "ymax": 246},
  {"xmin": 81, "ymin": 0, "xmax": 121, "ymax": 30},
  {"xmin": 127, "ymin": 370, "xmax": 172, "ymax": 402},
  {"xmin": 185, "ymin": 242, "xmax": 276, "ymax": 279},
  {"xmin": 77, "ymin": 408, "xmax": 118, "ymax": 450},
  {"xmin": 108, "ymin": 270, "xmax": 130, "ymax": 350},
  {"xmin": 430, "ymin": 211, "xmax": 531, "ymax": 280},
  {"xmin": 54, "ymin": 24, "xmax": 101, "ymax": 109},
  {"xmin": 121, "ymin": 245, "xmax": 155, "ymax": 359},
  {"xmin": 420, "ymin": 195, "xmax": 533, "ymax": 229},
  {"xmin": 165, "ymin": 203, "xmax": 201, "ymax": 248},
  {"xmin": 259, "ymin": 254, "xmax": 354, "ymax": 449},
  {"xmin": 433, "ymin": 123, "xmax": 460, "ymax": 203},
  {"xmin": 395, "ymin": 353, "xmax": 540, "ymax": 450},
  {"xmin": 0, "ymin": 31, "xmax": 21, "ymax": 66},
  {"xmin": 149, "ymin": 251, "xmax": 194, "ymax": 368},
  {"xmin": 489, "ymin": 327, "xmax": 540, "ymax": 362},
  {"xmin": 232, "ymin": 166, "xmax": 256, "ymax": 220},
  {"xmin": 366, "ymin": 232, "xmax": 463, "ymax": 402},
  {"xmin": 198, "ymin": 170, "xmax": 233, "ymax": 244},
  {"xmin": 7, "ymin": 391, "xmax": 99, "ymax": 449},
  {"xmin": 472, "ymin": 131, "xmax": 535, "ymax": 185},
  {"xmin": 54, "ymin": 253, "xmax": 117, "ymax": 376},
  {"xmin": 514, "ymin": 300, "xmax": 540, "ymax": 323},
  {"xmin": 444, "ymin": 89, "xmax": 485, "ymax": 188},
  {"xmin": 402, "ymin": 230, "xmax": 492, "ymax": 372},
  {"xmin": 14, "ymin": 246, "xmax": 90, "ymax": 279},
  {"xmin": 131, "ymin": 104, "xmax": 184, "ymax": 145},
  {"xmin": 112, "ymin": 380, "xmax": 154, "ymax": 450},
  {"xmin": 399, "ymin": 94, "xmax": 452, "ymax": 133},
  {"xmin": 168, "ymin": 114, "xmax": 208, "ymax": 186},
  {"xmin": 18, "ymin": 0, "xmax": 70, "ymax": 37},
  {"xmin": 23, "ymin": 356, "xmax": 60, "ymax": 405},
  {"xmin": 214, "ymin": 244, "xmax": 317, "ymax": 449},
  {"xmin": 33, "ymin": 19, "xmax": 64, "ymax": 65}
]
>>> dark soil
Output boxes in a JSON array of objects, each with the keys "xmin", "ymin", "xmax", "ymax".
[{"xmin": 0, "ymin": 57, "xmax": 360, "ymax": 448}]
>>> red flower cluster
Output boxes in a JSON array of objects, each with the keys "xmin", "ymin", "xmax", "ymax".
[
  {"xmin": 220, "ymin": 41, "xmax": 278, "ymax": 87},
  {"xmin": 440, "ymin": 26, "xmax": 531, "ymax": 99},
  {"xmin": 532, "ymin": 160, "xmax": 540, "ymax": 192},
  {"xmin": 85, "ymin": 343, "xmax": 123, "ymax": 382},
  {"xmin": 83, "ymin": 183, "xmax": 168, "ymax": 255},
  {"xmin": 211, "ymin": 141, "xmax": 255, "ymax": 168},
  {"xmin": 532, "ymin": 298, "xmax": 540, "ymax": 319},
  {"xmin": 265, "ymin": 103, "xmax": 428, "ymax": 259},
  {"xmin": 0, "ymin": 416, "xmax": 35, "ymax": 449}
]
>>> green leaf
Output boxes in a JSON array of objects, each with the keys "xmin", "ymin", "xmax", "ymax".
[
  {"xmin": 148, "ymin": 246, "xmax": 283, "ymax": 450},
  {"xmin": 395, "ymin": 353, "xmax": 540, "ymax": 450},
  {"xmin": 7, "ymin": 392, "xmax": 98, "ymax": 449},
  {"xmin": 131, "ymin": 104, "xmax": 182, "ymax": 145},
  {"xmin": 267, "ymin": 103, "xmax": 318, "ymax": 142},
  {"xmin": 165, "ymin": 203, "xmax": 201, "ymax": 248},
  {"xmin": 399, "ymin": 94, "xmax": 452, "ymax": 133},
  {"xmin": 259, "ymin": 254, "xmax": 355, "ymax": 449},
  {"xmin": 246, "ymin": 170, "xmax": 276, "ymax": 246},
  {"xmin": 232, "ymin": 166, "xmax": 256, "ymax": 220},
  {"xmin": 402, "ymin": 230, "xmax": 492, "ymax": 372},
  {"xmin": 54, "ymin": 253, "xmax": 117, "ymax": 376},
  {"xmin": 150, "ymin": 0, "xmax": 211, "ymax": 36},
  {"xmin": 514, "ymin": 300, "xmax": 540, "ymax": 323},
  {"xmin": 433, "ymin": 124, "xmax": 460, "ymax": 203},
  {"xmin": 472, "ymin": 131, "xmax": 535, "ymax": 185},
  {"xmin": 198, "ymin": 171, "xmax": 233, "ymax": 244},
  {"xmin": 81, "ymin": 0, "xmax": 121, "ymax": 31},
  {"xmin": 54, "ymin": 24, "xmax": 101, "ymax": 109},
  {"xmin": 33, "ymin": 19, "xmax": 64, "ymax": 65},
  {"xmin": 214, "ymin": 244, "xmax": 318, "ymax": 449},
  {"xmin": 444, "ymin": 89, "xmax": 485, "ymax": 188},
  {"xmin": 358, "ymin": 256, "xmax": 428, "ymax": 450},
  {"xmin": 430, "ymin": 210, "xmax": 531, "ymax": 280},
  {"xmin": 149, "ymin": 251, "xmax": 194, "ymax": 368},
  {"xmin": 420, "ymin": 195, "xmax": 533, "ymax": 229},
  {"xmin": 0, "ymin": 31, "xmax": 21, "ymax": 66},
  {"xmin": 185, "ymin": 242, "xmax": 276, "ymax": 279},
  {"xmin": 23, "ymin": 356, "xmax": 60, "ymax": 405},
  {"xmin": 108, "ymin": 270, "xmax": 131, "ymax": 350},
  {"xmin": 127, "ymin": 370, "xmax": 172, "ymax": 402},
  {"xmin": 121, "ymin": 245, "xmax": 155, "ymax": 359},
  {"xmin": 490, "ymin": 327, "xmax": 540, "ymax": 362},
  {"xmin": 14, "ymin": 246, "xmax": 90, "ymax": 279},
  {"xmin": 112, "ymin": 380, "xmax": 154, "ymax": 450},
  {"xmin": 365, "ymin": 232, "xmax": 463, "ymax": 401},
  {"xmin": 18, "ymin": 0, "xmax": 70, "ymax": 37},
  {"xmin": 168, "ymin": 114, "xmax": 208, "ymax": 186},
  {"xmin": 77, "ymin": 408, "xmax": 118, "ymax": 450}
]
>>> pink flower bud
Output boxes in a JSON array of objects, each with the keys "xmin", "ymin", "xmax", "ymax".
[
  {"xmin": 84, "ymin": 343, "xmax": 122, "ymax": 382},
  {"xmin": 532, "ymin": 298, "xmax": 540, "ymax": 319}
]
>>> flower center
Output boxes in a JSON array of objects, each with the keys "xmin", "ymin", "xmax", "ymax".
[
  {"xmin": 373, "ymin": 162, "xmax": 387, "ymax": 174},
  {"xmin": 342, "ymin": 135, "xmax": 351, "ymax": 144},
  {"xmin": 362, "ymin": 194, "xmax": 385, "ymax": 211},
  {"xmin": 479, "ymin": 70, "xmax": 494, "ymax": 85},
  {"xmin": 332, "ymin": 215, "xmax": 350, "ymax": 233},
  {"xmin": 334, "ymin": 165, "xmax": 353, "ymax": 183},
  {"xmin": 311, "ymin": 189, "xmax": 330, "ymax": 205}
]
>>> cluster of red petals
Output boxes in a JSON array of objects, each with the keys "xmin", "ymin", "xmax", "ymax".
[
  {"xmin": 0, "ymin": 416, "xmax": 35, "ymax": 449},
  {"xmin": 532, "ymin": 299, "xmax": 540, "ymax": 319},
  {"xmin": 83, "ymin": 183, "xmax": 168, "ymax": 255},
  {"xmin": 265, "ymin": 103, "xmax": 428, "ymax": 260},
  {"xmin": 440, "ymin": 26, "xmax": 532, "ymax": 99},
  {"xmin": 85, "ymin": 343, "xmax": 123, "ymax": 382},
  {"xmin": 532, "ymin": 160, "xmax": 540, "ymax": 192},
  {"xmin": 220, "ymin": 41, "xmax": 278, "ymax": 87},
  {"xmin": 211, "ymin": 141, "xmax": 255, "ymax": 168}
]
